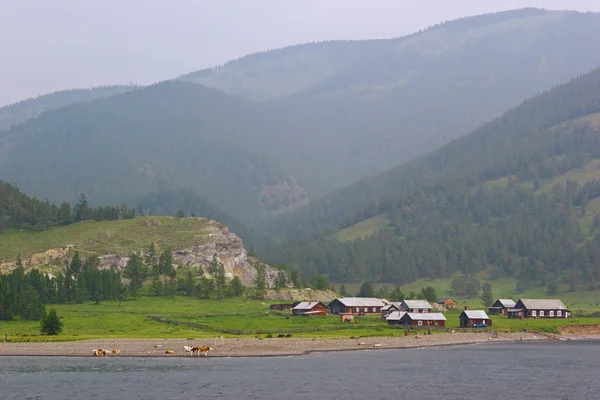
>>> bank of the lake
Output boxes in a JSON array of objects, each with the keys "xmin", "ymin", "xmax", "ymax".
[
  {"xmin": 0, "ymin": 331, "xmax": 553, "ymax": 357},
  {"xmin": 1, "ymin": 341, "xmax": 600, "ymax": 400}
]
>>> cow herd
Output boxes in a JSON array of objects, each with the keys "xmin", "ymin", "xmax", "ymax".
[{"xmin": 91, "ymin": 338, "xmax": 223, "ymax": 357}]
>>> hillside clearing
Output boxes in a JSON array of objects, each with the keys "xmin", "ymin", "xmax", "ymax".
[
  {"xmin": 335, "ymin": 215, "xmax": 390, "ymax": 243},
  {"xmin": 0, "ymin": 217, "xmax": 215, "ymax": 263}
]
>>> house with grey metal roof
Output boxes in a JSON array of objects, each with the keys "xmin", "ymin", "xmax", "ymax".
[
  {"xmin": 507, "ymin": 299, "xmax": 571, "ymax": 319},
  {"xmin": 328, "ymin": 297, "xmax": 388, "ymax": 315},
  {"xmin": 292, "ymin": 301, "xmax": 328, "ymax": 316},
  {"xmin": 385, "ymin": 311, "xmax": 407, "ymax": 325},
  {"xmin": 400, "ymin": 312, "xmax": 446, "ymax": 327},
  {"xmin": 460, "ymin": 310, "xmax": 492, "ymax": 327},
  {"xmin": 488, "ymin": 299, "xmax": 516, "ymax": 315},
  {"xmin": 399, "ymin": 300, "xmax": 433, "ymax": 313}
]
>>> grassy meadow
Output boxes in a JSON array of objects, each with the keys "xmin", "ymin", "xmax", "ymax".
[{"xmin": 2, "ymin": 290, "xmax": 600, "ymax": 343}]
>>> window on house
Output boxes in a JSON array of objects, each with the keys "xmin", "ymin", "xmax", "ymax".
[
  {"xmin": 557, "ymin": 310, "xmax": 562, "ymax": 317},
  {"xmin": 549, "ymin": 311, "xmax": 554, "ymax": 317},
  {"xmin": 356, "ymin": 307, "xmax": 360, "ymax": 313},
  {"xmin": 364, "ymin": 307, "xmax": 368, "ymax": 313},
  {"xmin": 418, "ymin": 320, "xmax": 423, "ymax": 326},
  {"xmin": 531, "ymin": 310, "xmax": 537, "ymax": 317},
  {"xmin": 540, "ymin": 311, "xmax": 544, "ymax": 317},
  {"xmin": 372, "ymin": 307, "xmax": 376, "ymax": 312}
]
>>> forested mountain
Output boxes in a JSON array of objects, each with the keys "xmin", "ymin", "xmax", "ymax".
[
  {"xmin": 0, "ymin": 82, "xmax": 307, "ymax": 223},
  {"xmin": 181, "ymin": 9, "xmax": 600, "ymax": 195},
  {"xmin": 260, "ymin": 67, "xmax": 600, "ymax": 290},
  {"xmin": 3, "ymin": 9, "xmax": 600, "ymax": 225},
  {"xmin": 0, "ymin": 86, "xmax": 134, "ymax": 131}
]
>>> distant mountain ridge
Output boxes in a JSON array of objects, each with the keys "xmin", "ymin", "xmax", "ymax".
[{"xmin": 0, "ymin": 85, "xmax": 135, "ymax": 131}]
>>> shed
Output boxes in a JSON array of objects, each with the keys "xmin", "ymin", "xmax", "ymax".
[
  {"xmin": 460, "ymin": 310, "xmax": 492, "ymax": 327},
  {"xmin": 270, "ymin": 303, "xmax": 294, "ymax": 311},
  {"xmin": 292, "ymin": 301, "xmax": 328, "ymax": 316},
  {"xmin": 328, "ymin": 297, "xmax": 388, "ymax": 315},
  {"xmin": 488, "ymin": 299, "xmax": 516, "ymax": 315},
  {"xmin": 400, "ymin": 300, "xmax": 433, "ymax": 313},
  {"xmin": 437, "ymin": 298, "xmax": 457, "ymax": 309},
  {"xmin": 400, "ymin": 312, "xmax": 446, "ymax": 327}
]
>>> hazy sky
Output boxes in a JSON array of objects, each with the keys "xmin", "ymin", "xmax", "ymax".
[{"xmin": 1, "ymin": 0, "xmax": 599, "ymax": 106}]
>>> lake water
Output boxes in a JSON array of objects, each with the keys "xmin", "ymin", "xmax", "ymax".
[{"xmin": 1, "ymin": 341, "xmax": 599, "ymax": 400}]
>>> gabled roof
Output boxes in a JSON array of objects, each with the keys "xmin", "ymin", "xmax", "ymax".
[
  {"xmin": 333, "ymin": 297, "xmax": 388, "ymax": 307},
  {"xmin": 385, "ymin": 311, "xmax": 407, "ymax": 321},
  {"xmin": 517, "ymin": 299, "xmax": 568, "ymax": 310},
  {"xmin": 401, "ymin": 300, "xmax": 433, "ymax": 309},
  {"xmin": 402, "ymin": 312, "xmax": 446, "ymax": 321},
  {"xmin": 494, "ymin": 299, "xmax": 516, "ymax": 308},
  {"xmin": 461, "ymin": 310, "xmax": 490, "ymax": 319},
  {"xmin": 382, "ymin": 302, "xmax": 402, "ymax": 311},
  {"xmin": 293, "ymin": 301, "xmax": 322, "ymax": 310}
]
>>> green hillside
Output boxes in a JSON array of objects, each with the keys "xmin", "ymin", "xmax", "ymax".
[
  {"xmin": 261, "ymin": 66, "xmax": 600, "ymax": 292},
  {"xmin": 3, "ymin": 9, "xmax": 600, "ymax": 222},
  {"xmin": 0, "ymin": 216, "xmax": 214, "ymax": 265},
  {"xmin": 0, "ymin": 85, "xmax": 134, "ymax": 131}
]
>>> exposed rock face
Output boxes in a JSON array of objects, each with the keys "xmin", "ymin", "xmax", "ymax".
[
  {"xmin": 260, "ymin": 174, "xmax": 309, "ymax": 216},
  {"xmin": 169, "ymin": 224, "xmax": 278, "ymax": 287}
]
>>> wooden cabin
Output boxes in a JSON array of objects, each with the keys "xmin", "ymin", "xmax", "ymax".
[
  {"xmin": 399, "ymin": 300, "xmax": 433, "ymax": 313},
  {"xmin": 399, "ymin": 312, "xmax": 446, "ymax": 327},
  {"xmin": 328, "ymin": 298, "xmax": 388, "ymax": 315},
  {"xmin": 460, "ymin": 310, "xmax": 492, "ymax": 327},
  {"xmin": 507, "ymin": 299, "xmax": 571, "ymax": 319},
  {"xmin": 437, "ymin": 298, "xmax": 457, "ymax": 309},
  {"xmin": 292, "ymin": 301, "xmax": 328, "ymax": 316},
  {"xmin": 488, "ymin": 299, "xmax": 516, "ymax": 315}
]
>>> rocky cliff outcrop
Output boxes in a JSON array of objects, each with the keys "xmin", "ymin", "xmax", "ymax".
[{"xmin": 0, "ymin": 217, "xmax": 280, "ymax": 287}]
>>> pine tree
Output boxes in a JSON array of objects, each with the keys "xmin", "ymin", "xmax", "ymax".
[
  {"xmin": 40, "ymin": 308, "xmax": 63, "ymax": 335},
  {"xmin": 253, "ymin": 264, "xmax": 267, "ymax": 299},
  {"xmin": 230, "ymin": 276, "xmax": 244, "ymax": 297},
  {"xmin": 340, "ymin": 283, "xmax": 348, "ymax": 296},
  {"xmin": 480, "ymin": 283, "xmax": 493, "ymax": 307}
]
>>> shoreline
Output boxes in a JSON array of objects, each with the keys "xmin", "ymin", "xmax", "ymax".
[{"xmin": 3, "ymin": 332, "xmax": 593, "ymax": 358}]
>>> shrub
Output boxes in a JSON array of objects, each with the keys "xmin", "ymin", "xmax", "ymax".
[{"xmin": 40, "ymin": 309, "xmax": 64, "ymax": 335}]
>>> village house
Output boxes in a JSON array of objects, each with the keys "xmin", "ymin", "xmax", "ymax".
[
  {"xmin": 487, "ymin": 299, "xmax": 516, "ymax": 315},
  {"xmin": 399, "ymin": 300, "xmax": 433, "ymax": 313},
  {"xmin": 507, "ymin": 299, "xmax": 571, "ymax": 319},
  {"xmin": 292, "ymin": 302, "xmax": 328, "ymax": 316},
  {"xmin": 328, "ymin": 297, "xmax": 388, "ymax": 315},
  {"xmin": 437, "ymin": 297, "xmax": 457, "ymax": 309},
  {"xmin": 459, "ymin": 310, "xmax": 492, "ymax": 328},
  {"xmin": 385, "ymin": 311, "xmax": 407, "ymax": 326},
  {"xmin": 399, "ymin": 312, "xmax": 446, "ymax": 327},
  {"xmin": 381, "ymin": 302, "xmax": 402, "ymax": 318}
]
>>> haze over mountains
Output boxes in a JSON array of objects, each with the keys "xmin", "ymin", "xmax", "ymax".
[{"xmin": 2, "ymin": 8, "xmax": 600, "ymax": 234}]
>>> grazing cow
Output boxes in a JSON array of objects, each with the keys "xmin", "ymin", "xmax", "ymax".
[
  {"xmin": 165, "ymin": 350, "xmax": 175, "ymax": 354},
  {"xmin": 192, "ymin": 346, "xmax": 213, "ymax": 356},
  {"xmin": 92, "ymin": 349, "xmax": 107, "ymax": 356},
  {"xmin": 183, "ymin": 345, "xmax": 194, "ymax": 356},
  {"xmin": 109, "ymin": 349, "xmax": 120, "ymax": 355}
]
